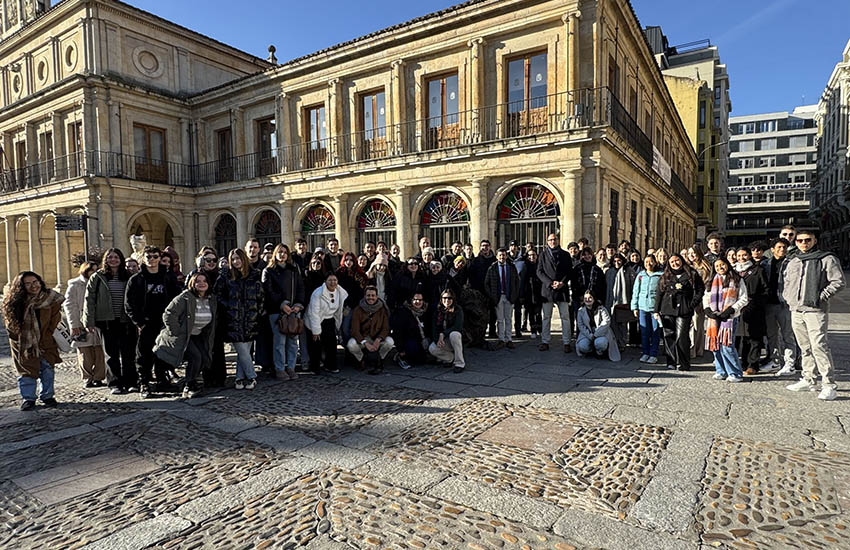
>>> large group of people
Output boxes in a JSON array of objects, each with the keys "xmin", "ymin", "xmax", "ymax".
[{"xmin": 1, "ymin": 223, "xmax": 844, "ymax": 410}]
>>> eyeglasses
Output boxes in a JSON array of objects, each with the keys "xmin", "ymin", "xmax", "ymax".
[
  {"xmin": 204, "ymin": 257, "xmax": 217, "ymax": 263},
  {"xmin": 796, "ymin": 238, "xmax": 812, "ymax": 243},
  {"xmin": 408, "ymin": 263, "xmax": 418, "ymax": 267},
  {"xmin": 781, "ymin": 232, "xmax": 794, "ymax": 237},
  {"xmin": 23, "ymin": 281, "xmax": 40, "ymax": 288},
  {"xmin": 145, "ymin": 254, "xmax": 159, "ymax": 259}
]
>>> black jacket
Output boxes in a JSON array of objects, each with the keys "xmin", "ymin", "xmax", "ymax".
[
  {"xmin": 537, "ymin": 246, "xmax": 573, "ymax": 303},
  {"xmin": 392, "ymin": 271, "xmax": 426, "ymax": 308},
  {"xmin": 484, "ymin": 261, "xmax": 520, "ymax": 304},
  {"xmin": 570, "ymin": 261, "xmax": 606, "ymax": 304},
  {"xmin": 262, "ymin": 263, "xmax": 305, "ymax": 315},
  {"xmin": 125, "ymin": 265, "xmax": 180, "ymax": 326},
  {"xmin": 291, "ymin": 252, "xmax": 312, "ymax": 275},
  {"xmin": 425, "ymin": 270, "xmax": 451, "ymax": 309},
  {"xmin": 303, "ymin": 270, "xmax": 326, "ymax": 307},
  {"xmin": 469, "ymin": 252, "xmax": 496, "ymax": 292},
  {"xmin": 521, "ymin": 259, "xmax": 544, "ymax": 306},
  {"xmin": 738, "ymin": 263, "xmax": 768, "ymax": 338},
  {"xmin": 214, "ymin": 267, "xmax": 265, "ymax": 342},
  {"xmin": 654, "ymin": 269, "xmax": 704, "ymax": 317}
]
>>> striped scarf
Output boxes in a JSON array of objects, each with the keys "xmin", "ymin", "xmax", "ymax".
[{"xmin": 705, "ymin": 274, "xmax": 737, "ymax": 352}]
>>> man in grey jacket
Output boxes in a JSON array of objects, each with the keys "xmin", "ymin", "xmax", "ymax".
[{"xmin": 783, "ymin": 230, "xmax": 845, "ymax": 400}]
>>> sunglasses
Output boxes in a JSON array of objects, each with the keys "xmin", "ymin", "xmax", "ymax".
[
  {"xmin": 796, "ymin": 238, "xmax": 812, "ymax": 243},
  {"xmin": 145, "ymin": 254, "xmax": 159, "ymax": 259},
  {"xmin": 204, "ymin": 257, "xmax": 217, "ymax": 263},
  {"xmin": 408, "ymin": 263, "xmax": 418, "ymax": 266}
]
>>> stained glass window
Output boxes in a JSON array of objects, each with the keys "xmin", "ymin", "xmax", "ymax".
[
  {"xmin": 497, "ymin": 184, "xmax": 559, "ymax": 220},
  {"xmin": 301, "ymin": 205, "xmax": 335, "ymax": 233},
  {"xmin": 421, "ymin": 192, "xmax": 470, "ymax": 225},
  {"xmin": 357, "ymin": 199, "xmax": 396, "ymax": 229}
]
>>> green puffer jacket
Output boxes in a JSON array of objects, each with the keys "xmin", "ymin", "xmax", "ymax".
[
  {"xmin": 153, "ymin": 290, "xmax": 217, "ymax": 367},
  {"xmin": 82, "ymin": 272, "xmax": 131, "ymax": 326}
]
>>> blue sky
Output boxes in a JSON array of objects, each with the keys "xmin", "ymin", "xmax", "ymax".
[{"xmin": 128, "ymin": 0, "xmax": 849, "ymax": 116}]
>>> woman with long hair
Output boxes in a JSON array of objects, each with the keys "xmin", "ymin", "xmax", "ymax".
[
  {"xmin": 654, "ymin": 253, "xmax": 705, "ymax": 371},
  {"xmin": 336, "ymin": 251, "xmax": 368, "ymax": 346},
  {"xmin": 687, "ymin": 243, "xmax": 713, "ymax": 359},
  {"xmin": 428, "ymin": 289, "xmax": 465, "ymax": 373},
  {"xmin": 214, "ymin": 248, "xmax": 264, "ymax": 390},
  {"xmin": 154, "ymin": 272, "xmax": 218, "ymax": 398},
  {"xmin": 631, "ymin": 254, "xmax": 663, "ymax": 364},
  {"xmin": 734, "ymin": 247, "xmax": 769, "ymax": 375},
  {"xmin": 704, "ymin": 257, "xmax": 748, "ymax": 382},
  {"xmin": 83, "ymin": 248, "xmax": 137, "ymax": 394},
  {"xmin": 263, "ymin": 244, "xmax": 305, "ymax": 380},
  {"xmin": 604, "ymin": 253, "xmax": 635, "ymax": 351},
  {"xmin": 64, "ymin": 262, "xmax": 106, "ymax": 387},
  {"xmin": 186, "ymin": 248, "xmax": 226, "ymax": 386},
  {"xmin": 520, "ymin": 248, "xmax": 543, "ymax": 338},
  {"xmin": 305, "ymin": 272, "xmax": 348, "ymax": 374},
  {"xmin": 576, "ymin": 290, "xmax": 620, "ymax": 361},
  {"xmin": 2, "ymin": 271, "xmax": 64, "ymax": 410}
]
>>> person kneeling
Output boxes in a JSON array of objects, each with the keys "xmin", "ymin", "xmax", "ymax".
[
  {"xmin": 576, "ymin": 291, "xmax": 621, "ymax": 361},
  {"xmin": 346, "ymin": 286, "xmax": 394, "ymax": 374},
  {"xmin": 428, "ymin": 290, "xmax": 466, "ymax": 372}
]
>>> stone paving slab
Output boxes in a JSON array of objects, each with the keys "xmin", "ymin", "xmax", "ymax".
[
  {"xmin": 238, "ymin": 425, "xmax": 317, "ymax": 451},
  {"xmin": 79, "ymin": 513, "xmax": 192, "ymax": 550},
  {"xmin": 0, "ymin": 423, "xmax": 97, "ymax": 453},
  {"xmin": 553, "ymin": 508, "xmax": 698, "ymax": 550},
  {"xmin": 297, "ymin": 441, "xmax": 376, "ymax": 469}
]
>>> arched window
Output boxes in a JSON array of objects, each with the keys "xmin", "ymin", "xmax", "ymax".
[
  {"xmin": 254, "ymin": 210, "xmax": 281, "ymax": 249},
  {"xmin": 496, "ymin": 183, "xmax": 560, "ymax": 251},
  {"xmin": 214, "ymin": 214, "xmax": 237, "ymax": 256},
  {"xmin": 355, "ymin": 199, "xmax": 396, "ymax": 252},
  {"xmin": 420, "ymin": 191, "xmax": 470, "ymax": 256},
  {"xmin": 301, "ymin": 205, "xmax": 335, "ymax": 251}
]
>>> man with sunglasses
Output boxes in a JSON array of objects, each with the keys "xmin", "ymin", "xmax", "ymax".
[
  {"xmin": 783, "ymin": 230, "xmax": 845, "ymax": 400},
  {"xmin": 125, "ymin": 245, "xmax": 179, "ymax": 398},
  {"xmin": 779, "ymin": 225, "xmax": 797, "ymax": 258}
]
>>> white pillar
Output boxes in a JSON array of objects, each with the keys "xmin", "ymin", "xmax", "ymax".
[
  {"xmin": 279, "ymin": 199, "xmax": 295, "ymax": 246},
  {"xmin": 469, "ymin": 177, "xmax": 489, "ymax": 246},
  {"xmin": 333, "ymin": 194, "xmax": 350, "ymax": 253},
  {"xmin": 236, "ymin": 205, "xmax": 248, "ymax": 249},
  {"xmin": 394, "ymin": 188, "xmax": 411, "ymax": 258},
  {"xmin": 561, "ymin": 167, "xmax": 584, "ymax": 242}
]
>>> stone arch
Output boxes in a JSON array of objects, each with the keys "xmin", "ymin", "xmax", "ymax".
[
  {"xmin": 213, "ymin": 212, "xmax": 238, "ymax": 257},
  {"xmin": 294, "ymin": 200, "xmax": 336, "ymax": 237},
  {"xmin": 252, "ymin": 209, "xmax": 282, "ymax": 249},
  {"xmin": 413, "ymin": 187, "xmax": 472, "ymax": 256},
  {"xmin": 490, "ymin": 178, "xmax": 563, "ymax": 251},
  {"xmin": 411, "ymin": 185, "xmax": 474, "ymax": 225},
  {"xmin": 126, "ymin": 208, "xmax": 183, "ymax": 250},
  {"xmin": 350, "ymin": 195, "xmax": 396, "ymax": 252},
  {"xmin": 298, "ymin": 201, "xmax": 336, "ymax": 250}
]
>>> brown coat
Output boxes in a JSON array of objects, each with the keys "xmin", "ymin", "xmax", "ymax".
[
  {"xmin": 350, "ymin": 304, "xmax": 389, "ymax": 342},
  {"xmin": 9, "ymin": 301, "xmax": 63, "ymax": 378}
]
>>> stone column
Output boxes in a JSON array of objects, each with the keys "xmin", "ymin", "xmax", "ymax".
[
  {"xmin": 560, "ymin": 167, "xmax": 584, "ymax": 243},
  {"xmin": 468, "ymin": 38, "xmax": 484, "ymax": 141},
  {"xmin": 328, "ymin": 78, "xmax": 343, "ymax": 164},
  {"xmin": 279, "ymin": 199, "xmax": 295, "ymax": 246},
  {"xmin": 50, "ymin": 111, "xmax": 65, "ymax": 180},
  {"xmin": 390, "ymin": 60, "xmax": 405, "ymax": 154},
  {"xmin": 332, "ymin": 194, "xmax": 350, "ymax": 252},
  {"xmin": 179, "ymin": 117, "xmax": 191, "ymax": 164},
  {"xmin": 279, "ymin": 92, "xmax": 292, "ymax": 169},
  {"xmin": 112, "ymin": 207, "xmax": 128, "ymax": 255},
  {"xmin": 27, "ymin": 212, "xmax": 42, "ymax": 273},
  {"xmin": 394, "ymin": 188, "xmax": 411, "ymax": 258},
  {"xmin": 567, "ymin": 11, "xmax": 582, "ymax": 92},
  {"xmin": 182, "ymin": 209, "xmax": 196, "ymax": 266},
  {"xmin": 235, "ymin": 205, "xmax": 248, "ymax": 250},
  {"xmin": 197, "ymin": 211, "xmax": 210, "ymax": 247},
  {"xmin": 232, "ymin": 107, "xmax": 245, "ymax": 156},
  {"xmin": 3, "ymin": 215, "xmax": 19, "ymax": 289},
  {"xmin": 92, "ymin": 88, "xmax": 111, "ymax": 155},
  {"xmin": 24, "ymin": 121, "xmax": 37, "ymax": 167},
  {"xmin": 468, "ymin": 177, "xmax": 490, "ymax": 246}
]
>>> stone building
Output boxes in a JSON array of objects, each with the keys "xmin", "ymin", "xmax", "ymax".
[
  {"xmin": 811, "ymin": 38, "xmax": 850, "ymax": 259},
  {"xmin": 643, "ymin": 28, "xmax": 730, "ymax": 239},
  {"xmin": 727, "ymin": 106, "xmax": 818, "ymax": 247},
  {"xmin": 0, "ymin": 0, "xmax": 697, "ymax": 290}
]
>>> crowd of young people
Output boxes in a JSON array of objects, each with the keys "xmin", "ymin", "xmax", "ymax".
[{"xmin": 1, "ymin": 224, "xmax": 844, "ymax": 410}]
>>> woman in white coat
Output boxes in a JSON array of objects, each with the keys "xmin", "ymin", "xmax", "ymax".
[
  {"xmin": 305, "ymin": 273, "xmax": 348, "ymax": 374},
  {"xmin": 64, "ymin": 262, "xmax": 106, "ymax": 386},
  {"xmin": 576, "ymin": 291, "xmax": 621, "ymax": 362}
]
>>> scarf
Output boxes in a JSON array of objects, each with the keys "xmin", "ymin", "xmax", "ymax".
[
  {"xmin": 358, "ymin": 297, "xmax": 385, "ymax": 315},
  {"xmin": 611, "ymin": 267, "xmax": 629, "ymax": 306},
  {"xmin": 735, "ymin": 260, "xmax": 753, "ymax": 274},
  {"xmin": 19, "ymin": 290, "xmax": 64, "ymax": 359},
  {"xmin": 705, "ymin": 274, "xmax": 737, "ymax": 351},
  {"xmin": 796, "ymin": 249, "xmax": 832, "ymax": 307},
  {"xmin": 405, "ymin": 299, "xmax": 428, "ymax": 339}
]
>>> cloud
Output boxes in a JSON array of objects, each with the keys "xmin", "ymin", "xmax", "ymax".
[{"xmin": 714, "ymin": 0, "xmax": 799, "ymax": 46}]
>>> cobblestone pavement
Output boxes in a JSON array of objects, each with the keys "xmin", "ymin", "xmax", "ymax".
[{"xmin": 1, "ymin": 292, "xmax": 850, "ymax": 550}]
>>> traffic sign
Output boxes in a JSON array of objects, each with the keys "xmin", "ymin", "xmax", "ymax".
[{"xmin": 55, "ymin": 214, "xmax": 85, "ymax": 231}]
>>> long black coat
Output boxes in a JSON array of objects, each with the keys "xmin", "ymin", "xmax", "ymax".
[
  {"xmin": 738, "ymin": 263, "xmax": 768, "ymax": 338},
  {"xmin": 537, "ymin": 246, "xmax": 573, "ymax": 303},
  {"xmin": 214, "ymin": 268, "xmax": 264, "ymax": 342},
  {"xmin": 469, "ymin": 252, "xmax": 496, "ymax": 292},
  {"xmin": 392, "ymin": 271, "xmax": 426, "ymax": 307},
  {"xmin": 654, "ymin": 269, "xmax": 704, "ymax": 318},
  {"xmin": 570, "ymin": 261, "xmax": 606, "ymax": 304},
  {"xmin": 521, "ymin": 259, "xmax": 544, "ymax": 307},
  {"xmin": 262, "ymin": 263, "xmax": 305, "ymax": 315}
]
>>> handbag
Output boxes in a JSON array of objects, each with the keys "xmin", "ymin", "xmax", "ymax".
[
  {"xmin": 53, "ymin": 319, "xmax": 74, "ymax": 353},
  {"xmin": 613, "ymin": 304, "xmax": 636, "ymax": 323},
  {"xmin": 277, "ymin": 312, "xmax": 304, "ymax": 336}
]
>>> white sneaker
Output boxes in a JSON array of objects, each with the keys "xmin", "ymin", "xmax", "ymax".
[
  {"xmin": 647, "ymin": 356, "xmax": 658, "ymax": 364},
  {"xmin": 761, "ymin": 361, "xmax": 780, "ymax": 373},
  {"xmin": 712, "ymin": 373, "xmax": 726, "ymax": 380},
  {"xmin": 639, "ymin": 354, "xmax": 649, "ymax": 363},
  {"xmin": 244, "ymin": 378, "xmax": 257, "ymax": 390},
  {"xmin": 786, "ymin": 379, "xmax": 816, "ymax": 392},
  {"xmin": 234, "ymin": 379, "xmax": 245, "ymax": 390},
  {"xmin": 818, "ymin": 386, "xmax": 837, "ymax": 401},
  {"xmin": 531, "ymin": 332, "xmax": 539, "ymax": 339},
  {"xmin": 775, "ymin": 365, "xmax": 795, "ymax": 377},
  {"xmin": 726, "ymin": 375, "xmax": 743, "ymax": 383}
]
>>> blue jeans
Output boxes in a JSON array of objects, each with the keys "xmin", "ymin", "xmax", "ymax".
[
  {"xmin": 269, "ymin": 314, "xmax": 299, "ymax": 371},
  {"xmin": 639, "ymin": 310, "xmax": 661, "ymax": 357},
  {"xmin": 232, "ymin": 341, "xmax": 256, "ymax": 381},
  {"xmin": 713, "ymin": 345, "xmax": 743, "ymax": 378},
  {"xmin": 19, "ymin": 359, "xmax": 55, "ymax": 401}
]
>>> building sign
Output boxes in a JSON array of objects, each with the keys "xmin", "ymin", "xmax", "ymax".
[
  {"xmin": 728, "ymin": 183, "xmax": 809, "ymax": 192},
  {"xmin": 652, "ymin": 146, "xmax": 671, "ymax": 185}
]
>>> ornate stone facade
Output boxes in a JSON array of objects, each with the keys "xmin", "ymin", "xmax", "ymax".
[{"xmin": 0, "ymin": 0, "xmax": 697, "ymax": 290}]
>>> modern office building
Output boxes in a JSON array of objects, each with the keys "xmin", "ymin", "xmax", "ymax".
[
  {"xmin": 811, "ymin": 38, "xmax": 850, "ymax": 260},
  {"xmin": 644, "ymin": 28, "xmax": 731, "ymax": 239},
  {"xmin": 0, "ymin": 0, "xmax": 697, "ymax": 291},
  {"xmin": 726, "ymin": 106, "xmax": 818, "ymax": 246}
]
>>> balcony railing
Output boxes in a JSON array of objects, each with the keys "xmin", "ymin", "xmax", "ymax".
[{"xmin": 0, "ymin": 86, "xmax": 698, "ymax": 212}]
